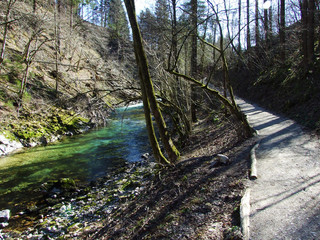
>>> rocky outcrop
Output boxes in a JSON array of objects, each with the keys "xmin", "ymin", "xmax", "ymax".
[{"xmin": 0, "ymin": 134, "xmax": 23, "ymax": 156}]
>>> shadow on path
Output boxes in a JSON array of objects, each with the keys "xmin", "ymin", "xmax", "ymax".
[{"xmin": 237, "ymin": 98, "xmax": 320, "ymax": 240}]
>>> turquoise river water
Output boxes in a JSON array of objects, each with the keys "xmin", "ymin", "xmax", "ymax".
[{"xmin": 0, "ymin": 104, "xmax": 150, "ymax": 210}]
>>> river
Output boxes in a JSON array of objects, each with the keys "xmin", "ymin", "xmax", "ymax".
[{"xmin": 0, "ymin": 103, "xmax": 150, "ymax": 211}]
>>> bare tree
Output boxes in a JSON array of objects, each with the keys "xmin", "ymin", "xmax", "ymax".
[
  {"xmin": 124, "ymin": 0, "xmax": 180, "ymax": 164},
  {"xmin": 255, "ymin": 0, "xmax": 260, "ymax": 45},
  {"xmin": 300, "ymin": 0, "xmax": 315, "ymax": 68},
  {"xmin": 239, "ymin": 0, "xmax": 242, "ymax": 50},
  {"xmin": 247, "ymin": 0, "xmax": 251, "ymax": 48},
  {"xmin": 190, "ymin": 0, "xmax": 198, "ymax": 122},
  {"xmin": 54, "ymin": 0, "xmax": 61, "ymax": 96},
  {"xmin": 0, "ymin": 0, "xmax": 17, "ymax": 72},
  {"xmin": 19, "ymin": 30, "xmax": 50, "ymax": 101},
  {"xmin": 279, "ymin": 0, "xmax": 285, "ymax": 60}
]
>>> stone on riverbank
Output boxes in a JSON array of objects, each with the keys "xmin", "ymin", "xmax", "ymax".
[{"xmin": 0, "ymin": 209, "xmax": 10, "ymax": 228}]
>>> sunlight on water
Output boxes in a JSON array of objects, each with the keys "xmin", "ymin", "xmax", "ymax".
[{"xmin": 0, "ymin": 104, "xmax": 150, "ymax": 210}]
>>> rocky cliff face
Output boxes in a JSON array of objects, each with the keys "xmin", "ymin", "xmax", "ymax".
[{"xmin": 0, "ymin": 1, "xmax": 139, "ymax": 154}]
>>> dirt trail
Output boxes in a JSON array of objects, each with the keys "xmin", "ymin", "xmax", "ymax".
[{"xmin": 237, "ymin": 98, "xmax": 320, "ymax": 240}]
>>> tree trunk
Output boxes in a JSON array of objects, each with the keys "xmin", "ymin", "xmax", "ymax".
[
  {"xmin": 238, "ymin": 0, "xmax": 241, "ymax": 51},
  {"xmin": 300, "ymin": 0, "xmax": 315, "ymax": 68},
  {"xmin": 247, "ymin": 0, "xmax": 251, "ymax": 49},
  {"xmin": 0, "ymin": 0, "xmax": 16, "ymax": 72},
  {"xmin": 279, "ymin": 0, "xmax": 285, "ymax": 61},
  {"xmin": 264, "ymin": 0, "xmax": 269, "ymax": 48},
  {"xmin": 55, "ymin": 0, "xmax": 61, "ymax": 96},
  {"xmin": 124, "ymin": 0, "xmax": 180, "ymax": 164},
  {"xmin": 33, "ymin": 0, "xmax": 36, "ymax": 12},
  {"xmin": 307, "ymin": 0, "xmax": 315, "ymax": 66},
  {"xmin": 255, "ymin": 0, "xmax": 260, "ymax": 46},
  {"xmin": 139, "ymin": 66, "xmax": 170, "ymax": 165},
  {"xmin": 190, "ymin": 0, "xmax": 198, "ymax": 123},
  {"xmin": 168, "ymin": 70, "xmax": 255, "ymax": 138},
  {"xmin": 70, "ymin": 0, "xmax": 73, "ymax": 29}
]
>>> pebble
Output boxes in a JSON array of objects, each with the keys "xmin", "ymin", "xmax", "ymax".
[{"xmin": 2, "ymin": 161, "xmax": 156, "ymax": 239}]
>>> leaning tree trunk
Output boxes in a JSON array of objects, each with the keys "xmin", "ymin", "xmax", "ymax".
[
  {"xmin": 168, "ymin": 70, "xmax": 255, "ymax": 138},
  {"xmin": 124, "ymin": 0, "xmax": 180, "ymax": 164},
  {"xmin": 139, "ymin": 66, "xmax": 170, "ymax": 165}
]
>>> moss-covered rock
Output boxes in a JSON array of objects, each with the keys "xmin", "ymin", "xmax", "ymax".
[{"xmin": 2, "ymin": 106, "xmax": 91, "ymax": 148}]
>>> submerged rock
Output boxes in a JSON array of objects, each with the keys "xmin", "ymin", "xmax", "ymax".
[{"xmin": 3, "ymin": 160, "xmax": 157, "ymax": 238}]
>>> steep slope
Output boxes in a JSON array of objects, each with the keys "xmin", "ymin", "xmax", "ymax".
[{"xmin": 0, "ymin": 1, "xmax": 139, "ymax": 154}]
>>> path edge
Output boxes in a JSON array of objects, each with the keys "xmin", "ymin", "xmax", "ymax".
[
  {"xmin": 240, "ymin": 188, "xmax": 251, "ymax": 240},
  {"xmin": 250, "ymin": 142, "xmax": 260, "ymax": 180}
]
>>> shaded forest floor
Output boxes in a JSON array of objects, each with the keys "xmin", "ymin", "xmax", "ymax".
[
  {"xmin": 83, "ymin": 114, "xmax": 257, "ymax": 239},
  {"xmin": 2, "ymin": 103, "xmax": 256, "ymax": 239},
  {"xmin": 229, "ymin": 62, "xmax": 320, "ymax": 134}
]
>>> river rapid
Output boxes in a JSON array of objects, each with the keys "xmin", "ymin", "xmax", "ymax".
[{"xmin": 0, "ymin": 103, "xmax": 150, "ymax": 212}]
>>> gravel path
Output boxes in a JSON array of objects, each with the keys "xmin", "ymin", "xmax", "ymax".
[{"xmin": 237, "ymin": 98, "xmax": 320, "ymax": 240}]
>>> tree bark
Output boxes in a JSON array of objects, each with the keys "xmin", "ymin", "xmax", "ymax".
[
  {"xmin": 279, "ymin": 0, "xmax": 285, "ymax": 61},
  {"xmin": 300, "ymin": 0, "xmax": 315, "ymax": 68},
  {"xmin": 307, "ymin": 0, "xmax": 315, "ymax": 66},
  {"xmin": 33, "ymin": 0, "xmax": 36, "ymax": 12},
  {"xmin": 70, "ymin": 0, "xmax": 73, "ymax": 29},
  {"xmin": 238, "ymin": 0, "xmax": 242, "ymax": 51},
  {"xmin": 55, "ymin": 0, "xmax": 61, "ymax": 96},
  {"xmin": 264, "ymin": 0, "xmax": 269, "ymax": 48},
  {"xmin": 190, "ymin": 0, "xmax": 198, "ymax": 123},
  {"xmin": 124, "ymin": 0, "xmax": 180, "ymax": 164},
  {"xmin": 247, "ymin": 0, "xmax": 251, "ymax": 49},
  {"xmin": 0, "ymin": 0, "xmax": 16, "ymax": 72},
  {"xmin": 255, "ymin": 0, "xmax": 260, "ymax": 46},
  {"xmin": 167, "ymin": 69, "xmax": 254, "ymax": 138}
]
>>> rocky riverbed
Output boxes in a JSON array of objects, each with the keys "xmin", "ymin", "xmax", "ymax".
[
  {"xmin": 0, "ymin": 159, "xmax": 157, "ymax": 239},
  {"xmin": 1, "ymin": 107, "xmax": 254, "ymax": 239}
]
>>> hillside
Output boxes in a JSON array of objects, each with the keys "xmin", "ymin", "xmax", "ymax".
[
  {"xmin": 0, "ymin": 1, "xmax": 138, "ymax": 154},
  {"xmin": 229, "ymin": 33, "xmax": 320, "ymax": 134}
]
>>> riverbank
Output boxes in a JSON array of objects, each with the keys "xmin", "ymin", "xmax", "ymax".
[
  {"xmin": 1, "ymin": 111, "xmax": 254, "ymax": 239},
  {"xmin": 0, "ymin": 106, "xmax": 94, "ymax": 156},
  {"xmin": 1, "ymin": 159, "xmax": 158, "ymax": 239}
]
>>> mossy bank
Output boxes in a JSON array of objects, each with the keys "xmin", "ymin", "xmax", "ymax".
[{"xmin": 0, "ymin": 106, "xmax": 93, "ymax": 156}]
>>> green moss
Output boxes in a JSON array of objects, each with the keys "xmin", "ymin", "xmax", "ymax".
[
  {"xmin": 3, "ymin": 106, "xmax": 90, "ymax": 144},
  {"xmin": 67, "ymin": 222, "xmax": 82, "ymax": 232},
  {"xmin": 0, "ymin": 130, "xmax": 17, "ymax": 141},
  {"xmin": 60, "ymin": 178, "xmax": 76, "ymax": 191},
  {"xmin": 121, "ymin": 179, "xmax": 140, "ymax": 191}
]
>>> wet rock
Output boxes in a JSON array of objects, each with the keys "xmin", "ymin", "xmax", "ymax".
[
  {"xmin": 39, "ymin": 136, "xmax": 48, "ymax": 145},
  {"xmin": 0, "ymin": 209, "xmax": 10, "ymax": 222},
  {"xmin": 141, "ymin": 153, "xmax": 150, "ymax": 159},
  {"xmin": 4, "ymin": 160, "xmax": 157, "ymax": 239},
  {"xmin": 0, "ymin": 223, "xmax": 9, "ymax": 228}
]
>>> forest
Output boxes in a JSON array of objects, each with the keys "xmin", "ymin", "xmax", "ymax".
[{"xmin": 0, "ymin": 0, "xmax": 319, "ymax": 239}]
